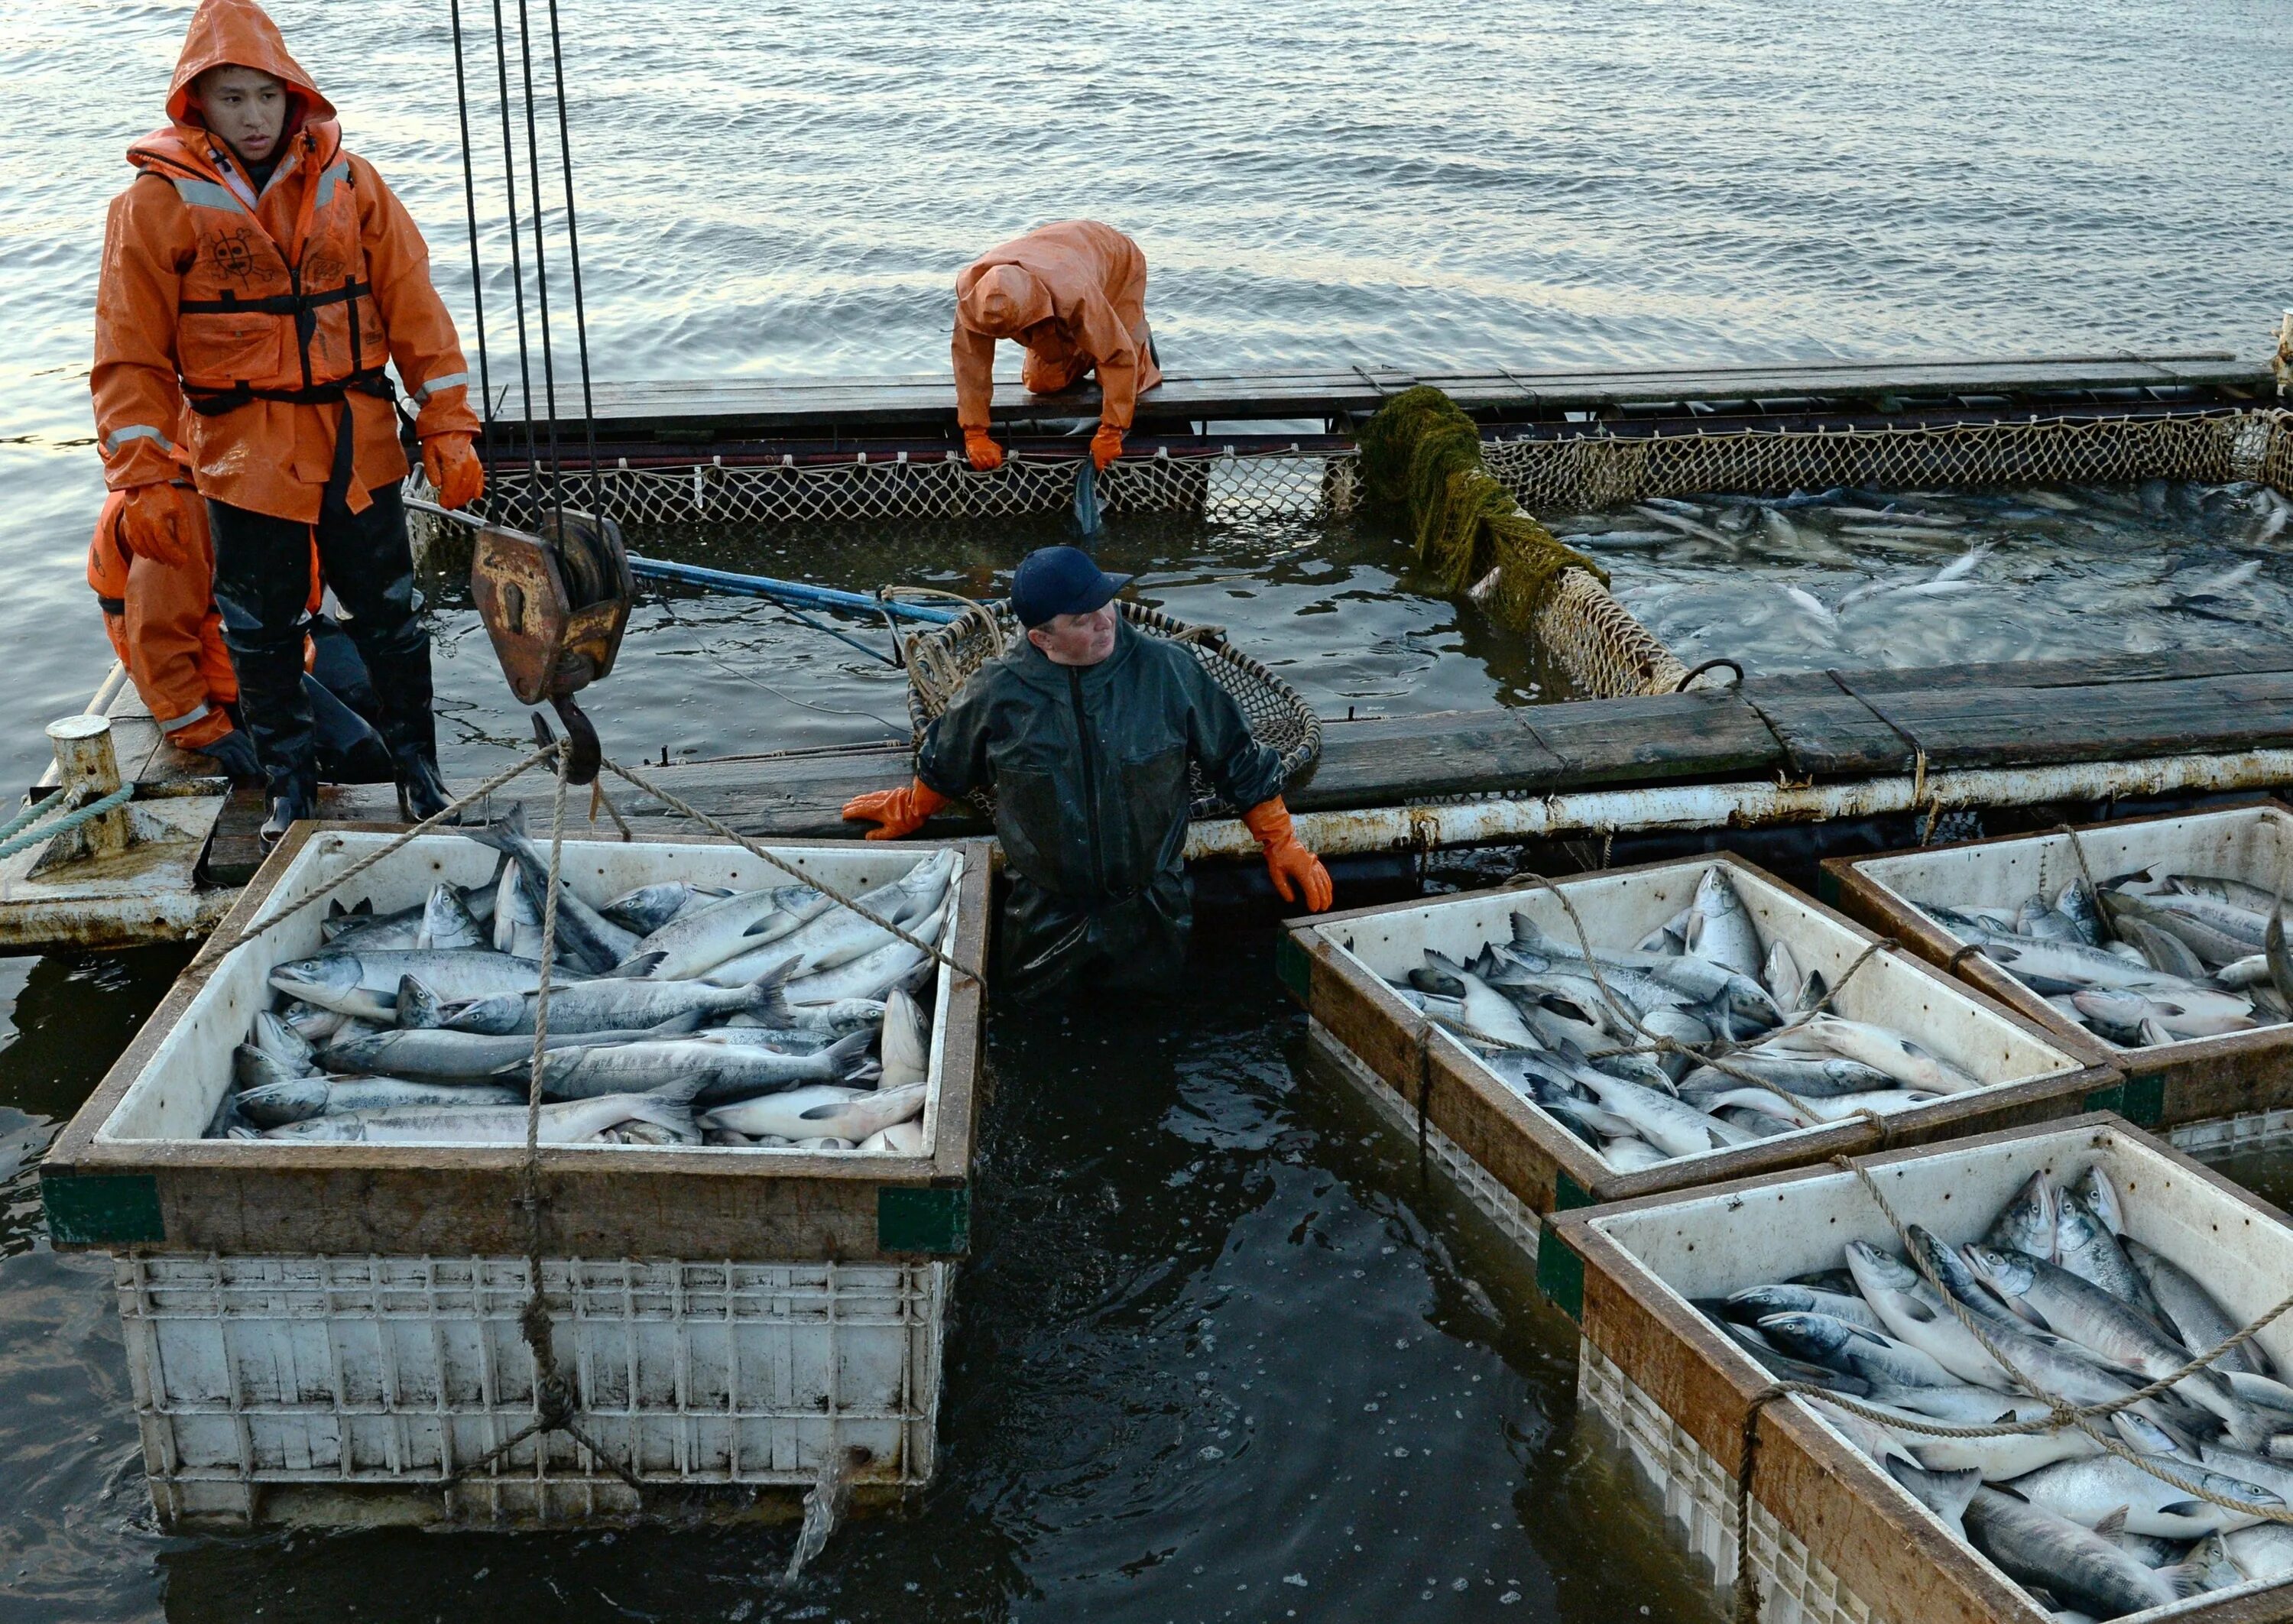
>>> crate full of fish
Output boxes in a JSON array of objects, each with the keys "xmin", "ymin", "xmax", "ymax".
[
  {"xmin": 1276, "ymin": 856, "xmax": 2117, "ymax": 1237},
  {"xmin": 1543, "ymin": 1114, "xmax": 2293, "ymax": 1624},
  {"xmin": 1822, "ymin": 802, "xmax": 2293, "ymax": 1141},
  {"xmin": 40, "ymin": 819, "xmax": 990, "ymax": 1527}
]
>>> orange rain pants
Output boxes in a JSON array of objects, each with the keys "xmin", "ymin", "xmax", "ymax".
[
  {"xmin": 952, "ymin": 221, "xmax": 1163, "ymax": 433},
  {"xmin": 90, "ymin": 0, "xmax": 479, "ymax": 525},
  {"xmin": 85, "ymin": 474, "xmax": 322, "ymax": 753}
]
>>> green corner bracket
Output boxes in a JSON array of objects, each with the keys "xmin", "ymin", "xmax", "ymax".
[
  {"xmin": 877, "ymin": 1185, "xmax": 971, "ymax": 1255},
  {"xmin": 1273, "ymin": 932, "xmax": 1310, "ymax": 1003},
  {"xmin": 41, "ymin": 1170, "xmax": 165, "ymax": 1246}
]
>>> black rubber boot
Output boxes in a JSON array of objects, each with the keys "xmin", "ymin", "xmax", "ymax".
[{"xmin": 393, "ymin": 744, "xmax": 453, "ymax": 824}]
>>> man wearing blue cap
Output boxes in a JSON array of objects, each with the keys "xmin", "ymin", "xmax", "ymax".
[{"xmin": 844, "ymin": 545, "xmax": 1332, "ymax": 999}]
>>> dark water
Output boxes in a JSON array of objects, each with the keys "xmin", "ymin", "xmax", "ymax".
[{"xmin": 7, "ymin": 0, "xmax": 2293, "ymax": 1614}]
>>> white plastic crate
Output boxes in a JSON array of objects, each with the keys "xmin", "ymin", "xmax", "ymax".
[
  {"xmin": 1306, "ymin": 1019, "xmax": 1541, "ymax": 1259},
  {"xmin": 2168, "ymin": 1106, "xmax": 2293, "ymax": 1162},
  {"xmin": 1578, "ymin": 1339, "xmax": 1877, "ymax": 1624},
  {"xmin": 117, "ymin": 1253, "xmax": 949, "ymax": 1526}
]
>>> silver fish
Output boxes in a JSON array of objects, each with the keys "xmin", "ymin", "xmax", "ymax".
[
  {"xmin": 2055, "ymin": 1187, "xmax": 2174, "ymax": 1329},
  {"xmin": 262, "ymin": 1077, "xmax": 705, "ymax": 1144},
  {"xmin": 1757, "ymin": 1311, "xmax": 1958, "ymax": 1391},
  {"xmin": 1883, "ymin": 1456, "xmax": 1983, "ymax": 1541},
  {"xmin": 880, "ymin": 987, "xmax": 929, "ymax": 1088},
  {"xmin": 533, "ymin": 1029, "xmax": 874, "ymax": 1103},
  {"xmin": 1961, "ymin": 1243, "xmax": 2239, "ymax": 1425},
  {"xmin": 2010, "ymin": 1453, "xmax": 2276, "ymax": 1538},
  {"xmin": 2225, "ymin": 1522, "xmax": 2293, "ymax": 1582},
  {"xmin": 1724, "ymin": 1283, "xmax": 1886, "ymax": 1336},
  {"xmin": 1679, "ymin": 1054, "xmax": 1899, "ymax": 1102},
  {"xmin": 764, "ymin": 849, "xmax": 957, "ymax": 976},
  {"xmin": 634, "ymin": 883, "xmax": 835, "ymax": 981},
  {"xmin": 239, "ymin": 1075, "xmax": 524, "ymax": 1126},
  {"xmin": 1987, "ymin": 1172, "xmax": 2060, "ymax": 1263},
  {"xmin": 1570, "ymin": 1071, "xmax": 1753, "ymax": 1160},
  {"xmin": 465, "ymin": 805, "xmax": 642, "ymax": 973},
  {"xmin": 1685, "ymin": 866, "xmax": 1765, "ymax": 981},
  {"xmin": 271, "ymin": 949, "xmax": 570, "ymax": 1022},
  {"xmin": 1775, "ymin": 1015, "xmax": 1982, "ymax": 1094},
  {"xmin": 2125, "ymin": 1237, "xmax": 2272, "ymax": 1378},
  {"xmin": 251, "ymin": 1010, "xmax": 316, "ymax": 1072},
  {"xmin": 443, "ymin": 964, "xmax": 793, "ymax": 1036},
  {"xmin": 602, "ymin": 880, "xmax": 734, "ymax": 937},
  {"xmin": 1695, "ymin": 1086, "xmax": 1937, "ymax": 1127},
  {"xmin": 1845, "ymin": 1243, "xmax": 2142, "ymax": 1405},
  {"xmin": 417, "ymin": 882, "xmax": 485, "ymax": 951},
  {"xmin": 1417, "ymin": 951, "xmax": 1539, "ymax": 1048},
  {"xmin": 235, "ymin": 1043, "xmax": 312, "ymax": 1090},
  {"xmin": 1963, "ymin": 1488, "xmax": 2204, "ymax": 1619},
  {"xmin": 781, "ymin": 907, "xmax": 947, "ymax": 1006},
  {"xmin": 1863, "ymin": 1389, "xmax": 2101, "ymax": 1480},
  {"xmin": 700, "ymin": 1081, "xmax": 927, "ymax": 1144},
  {"xmin": 321, "ymin": 1013, "xmax": 704, "ymax": 1080}
]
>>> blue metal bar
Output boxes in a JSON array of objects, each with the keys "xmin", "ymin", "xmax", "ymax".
[{"xmin": 625, "ymin": 556, "xmax": 965, "ymax": 624}]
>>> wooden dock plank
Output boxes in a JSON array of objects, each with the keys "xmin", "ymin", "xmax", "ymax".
[
  {"xmin": 199, "ymin": 644, "xmax": 2293, "ymax": 881},
  {"xmin": 1863, "ymin": 670, "xmax": 2293, "ymax": 769},
  {"xmin": 488, "ymin": 352, "xmax": 2266, "ymax": 438}
]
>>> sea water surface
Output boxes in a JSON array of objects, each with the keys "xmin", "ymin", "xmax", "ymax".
[{"xmin": 3, "ymin": 0, "xmax": 2292, "ymax": 1617}]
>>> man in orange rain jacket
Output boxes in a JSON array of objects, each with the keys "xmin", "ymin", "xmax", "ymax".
[
  {"xmin": 92, "ymin": 0, "xmax": 485, "ymax": 844},
  {"xmin": 952, "ymin": 221, "xmax": 1163, "ymax": 475}
]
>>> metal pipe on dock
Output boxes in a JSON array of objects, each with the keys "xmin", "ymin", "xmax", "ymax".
[{"xmin": 1181, "ymin": 747, "xmax": 2293, "ymax": 862}]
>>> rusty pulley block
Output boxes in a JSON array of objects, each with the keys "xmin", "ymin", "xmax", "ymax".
[{"xmin": 469, "ymin": 509, "xmax": 631, "ymax": 784}]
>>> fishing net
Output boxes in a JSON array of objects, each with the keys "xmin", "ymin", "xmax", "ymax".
[
  {"xmin": 1356, "ymin": 387, "xmax": 1689, "ymax": 697},
  {"xmin": 450, "ymin": 448, "xmax": 1353, "ymax": 536},
  {"xmin": 900, "ymin": 599, "xmax": 1323, "ymax": 820},
  {"xmin": 1484, "ymin": 407, "xmax": 2275, "ymax": 514},
  {"xmin": 405, "ymin": 405, "xmax": 2288, "ymax": 704}
]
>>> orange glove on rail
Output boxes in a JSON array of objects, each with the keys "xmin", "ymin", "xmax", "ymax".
[
  {"xmin": 842, "ymin": 779, "xmax": 952, "ymax": 840},
  {"xmin": 1089, "ymin": 423, "xmax": 1124, "ymax": 471},
  {"xmin": 423, "ymin": 433, "xmax": 487, "ymax": 511},
  {"xmin": 118, "ymin": 481, "xmax": 201, "ymax": 570},
  {"xmin": 964, "ymin": 427, "xmax": 1005, "ymax": 472},
  {"xmin": 1241, "ymin": 796, "xmax": 1332, "ymax": 912}
]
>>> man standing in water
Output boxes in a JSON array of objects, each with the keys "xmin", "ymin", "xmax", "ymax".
[
  {"xmin": 952, "ymin": 221, "xmax": 1162, "ymax": 474},
  {"xmin": 91, "ymin": 0, "xmax": 485, "ymax": 844},
  {"xmin": 843, "ymin": 546, "xmax": 1333, "ymax": 1000}
]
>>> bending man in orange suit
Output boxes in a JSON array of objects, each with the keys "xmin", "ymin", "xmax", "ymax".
[
  {"xmin": 92, "ymin": 0, "xmax": 485, "ymax": 844},
  {"xmin": 952, "ymin": 221, "xmax": 1163, "ymax": 474}
]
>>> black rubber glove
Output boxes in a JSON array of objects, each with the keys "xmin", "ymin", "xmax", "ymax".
[{"xmin": 198, "ymin": 726, "xmax": 264, "ymax": 782}]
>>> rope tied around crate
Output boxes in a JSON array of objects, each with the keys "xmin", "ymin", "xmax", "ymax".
[
  {"xmin": 1722, "ymin": 1149, "xmax": 2293, "ymax": 1622},
  {"xmin": 2050, "ymin": 822, "xmax": 2119, "ymax": 948}
]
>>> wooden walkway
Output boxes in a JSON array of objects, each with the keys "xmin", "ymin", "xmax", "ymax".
[
  {"xmin": 482, "ymin": 352, "xmax": 2270, "ymax": 442},
  {"xmin": 203, "ymin": 646, "xmax": 2293, "ymax": 884}
]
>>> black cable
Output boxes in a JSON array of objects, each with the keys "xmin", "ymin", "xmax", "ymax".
[
  {"xmin": 513, "ymin": 0, "xmax": 563, "ymax": 520},
  {"xmin": 449, "ymin": 0, "xmax": 492, "ymax": 450},
  {"xmin": 488, "ymin": 0, "xmax": 542, "ymax": 520},
  {"xmin": 543, "ymin": 0, "xmax": 600, "ymax": 508}
]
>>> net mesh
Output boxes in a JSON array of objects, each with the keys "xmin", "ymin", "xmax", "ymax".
[
  {"xmin": 1484, "ymin": 407, "xmax": 2273, "ymax": 514},
  {"xmin": 455, "ymin": 449, "xmax": 1353, "ymax": 533},
  {"xmin": 410, "ymin": 406, "xmax": 2288, "ymax": 714},
  {"xmin": 900, "ymin": 599, "xmax": 1323, "ymax": 820}
]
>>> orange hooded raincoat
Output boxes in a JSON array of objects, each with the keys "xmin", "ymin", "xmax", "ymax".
[
  {"xmin": 91, "ymin": 0, "xmax": 479, "ymax": 524},
  {"xmin": 952, "ymin": 221, "xmax": 1163, "ymax": 433}
]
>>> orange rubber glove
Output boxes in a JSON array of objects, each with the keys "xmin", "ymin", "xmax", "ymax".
[
  {"xmin": 421, "ymin": 433, "xmax": 486, "ymax": 510},
  {"xmin": 964, "ymin": 427, "xmax": 1006, "ymax": 472},
  {"xmin": 1241, "ymin": 796, "xmax": 1333, "ymax": 912},
  {"xmin": 842, "ymin": 779, "xmax": 952, "ymax": 840},
  {"xmin": 1090, "ymin": 423, "xmax": 1124, "ymax": 471},
  {"xmin": 118, "ymin": 481, "xmax": 200, "ymax": 569}
]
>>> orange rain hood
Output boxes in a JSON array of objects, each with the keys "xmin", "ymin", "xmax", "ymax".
[{"xmin": 162, "ymin": 0, "xmax": 335, "ymax": 135}]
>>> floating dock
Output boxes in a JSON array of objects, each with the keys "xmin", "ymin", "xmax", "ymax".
[{"xmin": 7, "ymin": 350, "xmax": 2288, "ymax": 953}]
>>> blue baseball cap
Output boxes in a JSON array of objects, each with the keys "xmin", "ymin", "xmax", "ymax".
[{"xmin": 1011, "ymin": 546, "xmax": 1131, "ymax": 629}]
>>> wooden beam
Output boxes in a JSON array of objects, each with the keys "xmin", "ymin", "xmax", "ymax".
[{"xmin": 480, "ymin": 351, "xmax": 2269, "ymax": 439}]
